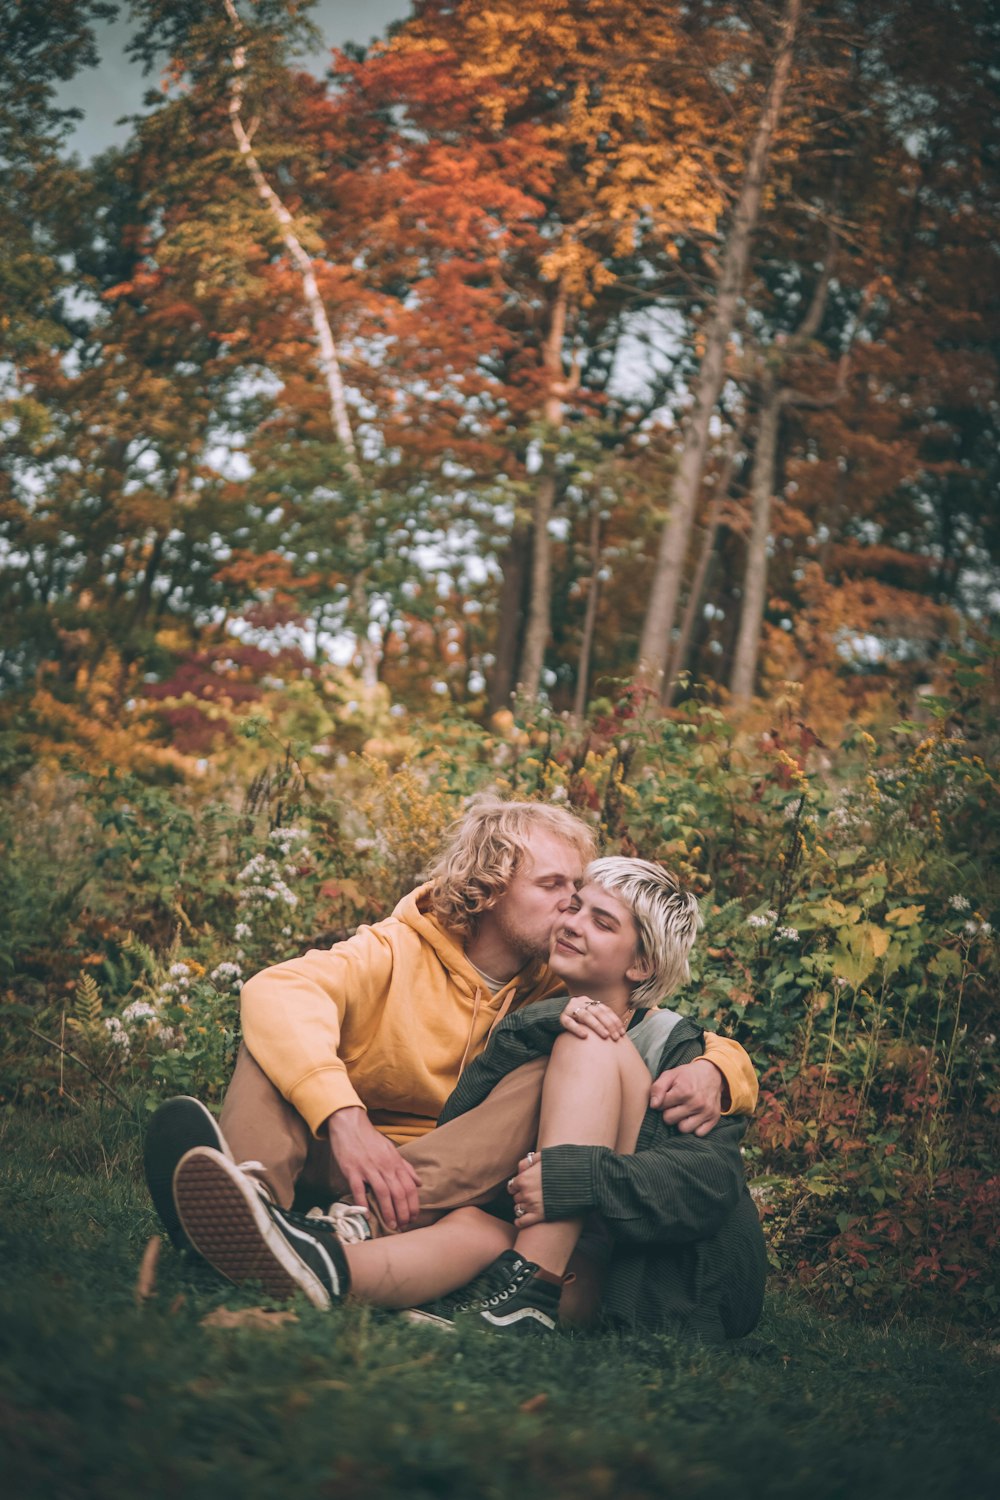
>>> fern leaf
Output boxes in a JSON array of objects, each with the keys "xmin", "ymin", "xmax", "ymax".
[{"xmin": 74, "ymin": 972, "xmax": 103, "ymax": 1026}]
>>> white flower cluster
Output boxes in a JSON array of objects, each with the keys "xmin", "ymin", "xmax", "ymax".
[
  {"xmin": 776, "ymin": 925, "xmax": 800, "ymax": 943},
  {"xmin": 211, "ymin": 960, "xmax": 244, "ymax": 993},
  {"xmin": 949, "ymin": 895, "xmax": 970, "ymax": 911},
  {"xmin": 268, "ymin": 825, "xmax": 312, "ymax": 873},
  {"xmin": 747, "ymin": 910, "xmax": 779, "ymax": 930},
  {"xmin": 104, "ymin": 1016, "xmax": 130, "ymax": 1049},
  {"xmin": 233, "ymin": 826, "xmax": 312, "ymax": 952},
  {"xmin": 964, "ymin": 919, "xmax": 992, "ymax": 938},
  {"xmin": 236, "ymin": 852, "xmax": 300, "ymax": 908},
  {"xmin": 104, "ymin": 963, "xmax": 197, "ymax": 1055}
]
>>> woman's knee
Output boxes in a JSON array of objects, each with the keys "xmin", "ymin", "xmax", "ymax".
[{"xmin": 551, "ymin": 1030, "xmax": 644, "ymax": 1087}]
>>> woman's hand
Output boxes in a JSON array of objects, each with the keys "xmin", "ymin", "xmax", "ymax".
[
  {"xmin": 559, "ymin": 995, "xmax": 629, "ymax": 1041},
  {"xmin": 508, "ymin": 1151, "xmax": 545, "ymax": 1228}
]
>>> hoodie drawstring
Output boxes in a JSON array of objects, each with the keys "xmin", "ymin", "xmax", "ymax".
[{"xmin": 457, "ymin": 985, "xmax": 483, "ymax": 1079}]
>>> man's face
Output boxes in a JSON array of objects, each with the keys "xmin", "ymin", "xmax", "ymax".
[
  {"xmin": 548, "ymin": 882, "xmax": 645, "ymax": 997},
  {"xmin": 489, "ymin": 829, "xmax": 584, "ymax": 966}
]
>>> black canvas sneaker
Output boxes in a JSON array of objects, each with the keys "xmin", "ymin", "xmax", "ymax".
[
  {"xmin": 408, "ymin": 1249, "xmax": 563, "ymax": 1334},
  {"xmin": 406, "ymin": 1250, "xmax": 521, "ymax": 1330},
  {"xmin": 144, "ymin": 1096, "xmax": 235, "ymax": 1250},
  {"xmin": 173, "ymin": 1147, "xmax": 351, "ymax": 1310},
  {"xmin": 472, "ymin": 1251, "xmax": 563, "ymax": 1333}
]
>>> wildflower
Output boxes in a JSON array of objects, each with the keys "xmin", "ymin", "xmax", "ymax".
[
  {"xmin": 268, "ymin": 826, "xmax": 308, "ymax": 849},
  {"xmin": 234, "ymin": 922, "xmax": 252, "ymax": 941},
  {"xmin": 122, "ymin": 1000, "xmax": 158, "ymax": 1024},
  {"xmin": 104, "ymin": 1017, "xmax": 130, "ymax": 1052},
  {"xmin": 747, "ymin": 914, "xmax": 770, "ymax": 930},
  {"xmin": 777, "ymin": 926, "xmax": 800, "ymax": 943},
  {"xmin": 980, "ymin": 921, "xmax": 992, "ymax": 937},
  {"xmin": 948, "ymin": 895, "xmax": 970, "ymax": 911},
  {"xmin": 834, "ymin": 977, "xmax": 849, "ymax": 989},
  {"xmin": 211, "ymin": 961, "xmax": 243, "ymax": 991},
  {"xmin": 964, "ymin": 920, "xmax": 978, "ymax": 936}
]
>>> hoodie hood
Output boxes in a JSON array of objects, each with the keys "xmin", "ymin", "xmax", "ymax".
[{"xmin": 391, "ymin": 882, "xmax": 559, "ymax": 1010}]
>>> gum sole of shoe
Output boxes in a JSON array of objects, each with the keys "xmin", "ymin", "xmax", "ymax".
[
  {"xmin": 404, "ymin": 1309, "xmax": 458, "ymax": 1331},
  {"xmin": 174, "ymin": 1150, "xmax": 331, "ymax": 1309},
  {"xmin": 144, "ymin": 1097, "xmax": 230, "ymax": 1246}
]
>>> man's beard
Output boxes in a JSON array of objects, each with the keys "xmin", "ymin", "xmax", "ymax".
[{"xmin": 492, "ymin": 904, "xmax": 553, "ymax": 969}]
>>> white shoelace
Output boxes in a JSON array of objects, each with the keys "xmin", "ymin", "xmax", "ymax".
[{"xmin": 306, "ymin": 1202, "xmax": 373, "ymax": 1244}]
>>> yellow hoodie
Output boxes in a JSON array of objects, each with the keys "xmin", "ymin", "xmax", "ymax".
[{"xmin": 239, "ymin": 885, "xmax": 758, "ymax": 1143}]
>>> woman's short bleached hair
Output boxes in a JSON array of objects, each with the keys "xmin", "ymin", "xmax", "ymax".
[
  {"xmin": 428, "ymin": 795, "xmax": 596, "ymax": 940},
  {"xmin": 585, "ymin": 856, "xmax": 702, "ymax": 1008}
]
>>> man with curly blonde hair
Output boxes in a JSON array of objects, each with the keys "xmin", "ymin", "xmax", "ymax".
[{"xmin": 145, "ymin": 797, "xmax": 757, "ymax": 1253}]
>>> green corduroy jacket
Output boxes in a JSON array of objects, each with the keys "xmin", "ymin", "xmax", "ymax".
[{"xmin": 439, "ymin": 997, "xmax": 767, "ymax": 1342}]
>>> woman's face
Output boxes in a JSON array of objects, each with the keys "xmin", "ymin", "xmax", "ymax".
[{"xmin": 548, "ymin": 882, "xmax": 644, "ymax": 995}]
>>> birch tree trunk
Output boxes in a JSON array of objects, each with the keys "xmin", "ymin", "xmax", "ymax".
[
  {"xmin": 636, "ymin": 0, "xmax": 802, "ymax": 692},
  {"xmin": 518, "ymin": 284, "xmax": 569, "ymax": 701},
  {"xmin": 221, "ymin": 0, "xmax": 377, "ymax": 687}
]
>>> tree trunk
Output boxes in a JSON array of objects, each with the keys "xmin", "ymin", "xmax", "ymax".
[
  {"xmin": 729, "ymin": 378, "xmax": 783, "ymax": 707},
  {"xmin": 488, "ymin": 521, "xmax": 532, "ymax": 714},
  {"xmin": 572, "ymin": 501, "xmax": 603, "ymax": 721},
  {"xmin": 518, "ymin": 283, "xmax": 569, "ymax": 701},
  {"xmin": 663, "ymin": 420, "xmax": 744, "ymax": 702},
  {"xmin": 221, "ymin": 0, "xmax": 377, "ymax": 687},
  {"xmin": 730, "ymin": 222, "xmax": 839, "ymax": 707},
  {"xmin": 636, "ymin": 0, "xmax": 802, "ymax": 691}
]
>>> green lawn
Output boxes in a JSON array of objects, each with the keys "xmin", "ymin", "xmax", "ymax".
[{"xmin": 2, "ymin": 1099, "xmax": 997, "ymax": 1500}]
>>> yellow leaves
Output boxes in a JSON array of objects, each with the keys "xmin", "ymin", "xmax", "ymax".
[
  {"xmin": 886, "ymin": 905, "xmax": 925, "ymax": 927},
  {"xmin": 831, "ymin": 922, "xmax": 890, "ymax": 987},
  {"xmin": 868, "ymin": 927, "xmax": 891, "ymax": 959}
]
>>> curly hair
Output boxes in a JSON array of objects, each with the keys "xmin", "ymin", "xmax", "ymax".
[
  {"xmin": 427, "ymin": 795, "xmax": 596, "ymax": 940},
  {"xmin": 585, "ymin": 857, "xmax": 702, "ymax": 1008}
]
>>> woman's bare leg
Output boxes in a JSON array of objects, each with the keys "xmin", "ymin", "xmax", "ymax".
[
  {"xmin": 513, "ymin": 1031, "xmax": 650, "ymax": 1278},
  {"xmin": 344, "ymin": 1206, "xmax": 513, "ymax": 1309}
]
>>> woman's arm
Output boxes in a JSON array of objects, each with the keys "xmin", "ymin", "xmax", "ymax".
[{"xmin": 539, "ymin": 1113, "xmax": 749, "ymax": 1247}]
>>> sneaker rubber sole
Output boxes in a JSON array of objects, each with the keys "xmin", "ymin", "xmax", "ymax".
[
  {"xmin": 173, "ymin": 1147, "xmax": 335, "ymax": 1309},
  {"xmin": 144, "ymin": 1096, "xmax": 232, "ymax": 1249},
  {"xmin": 404, "ymin": 1307, "xmax": 459, "ymax": 1331}
]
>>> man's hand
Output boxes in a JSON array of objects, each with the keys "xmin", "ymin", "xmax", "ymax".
[
  {"xmin": 649, "ymin": 1058, "xmax": 728, "ymax": 1137},
  {"xmin": 327, "ymin": 1107, "xmax": 421, "ymax": 1231}
]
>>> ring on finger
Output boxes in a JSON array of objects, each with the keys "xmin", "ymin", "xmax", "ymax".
[
  {"xmin": 514, "ymin": 1204, "xmax": 526, "ymax": 1218},
  {"xmin": 507, "ymin": 1177, "xmax": 515, "ymax": 1190},
  {"xmin": 525, "ymin": 1150, "xmax": 535, "ymax": 1167}
]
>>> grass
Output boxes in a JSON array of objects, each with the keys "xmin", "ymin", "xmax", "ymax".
[{"xmin": 1, "ymin": 1097, "xmax": 998, "ymax": 1500}]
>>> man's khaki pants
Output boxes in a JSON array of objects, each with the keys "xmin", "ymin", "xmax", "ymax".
[{"xmin": 219, "ymin": 1044, "xmax": 547, "ymax": 1228}]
